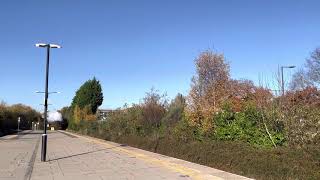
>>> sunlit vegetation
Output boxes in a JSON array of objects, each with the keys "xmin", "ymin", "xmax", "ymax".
[
  {"xmin": 0, "ymin": 102, "xmax": 41, "ymax": 136},
  {"xmin": 65, "ymin": 77, "xmax": 103, "ymax": 129},
  {"xmin": 64, "ymin": 48, "xmax": 320, "ymax": 179}
]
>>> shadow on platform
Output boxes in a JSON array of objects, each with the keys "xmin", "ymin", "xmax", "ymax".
[{"xmin": 48, "ymin": 145, "xmax": 122, "ymax": 162}]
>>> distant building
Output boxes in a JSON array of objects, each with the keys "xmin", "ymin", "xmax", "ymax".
[{"xmin": 97, "ymin": 109, "xmax": 113, "ymax": 121}]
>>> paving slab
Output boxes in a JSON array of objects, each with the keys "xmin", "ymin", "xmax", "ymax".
[{"xmin": 0, "ymin": 131, "xmax": 41, "ymax": 180}]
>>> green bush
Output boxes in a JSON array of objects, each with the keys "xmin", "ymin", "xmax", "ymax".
[
  {"xmin": 173, "ymin": 117, "xmax": 205, "ymax": 142},
  {"xmin": 213, "ymin": 104, "xmax": 285, "ymax": 147}
]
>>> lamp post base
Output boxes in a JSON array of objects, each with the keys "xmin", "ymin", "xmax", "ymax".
[{"xmin": 41, "ymin": 134, "xmax": 47, "ymax": 162}]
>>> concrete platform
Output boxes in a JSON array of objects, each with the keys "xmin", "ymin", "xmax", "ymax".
[{"xmin": 0, "ymin": 130, "xmax": 252, "ymax": 180}]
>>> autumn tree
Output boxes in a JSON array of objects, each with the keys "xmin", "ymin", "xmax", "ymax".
[
  {"xmin": 141, "ymin": 88, "xmax": 167, "ymax": 128},
  {"xmin": 282, "ymin": 87, "xmax": 320, "ymax": 145},
  {"xmin": 73, "ymin": 105, "xmax": 82, "ymax": 124},
  {"xmin": 290, "ymin": 47, "xmax": 320, "ymax": 90},
  {"xmin": 290, "ymin": 68, "xmax": 313, "ymax": 91},
  {"xmin": 227, "ymin": 79, "xmax": 255, "ymax": 112},
  {"xmin": 187, "ymin": 50, "xmax": 230, "ymax": 129},
  {"xmin": 306, "ymin": 48, "xmax": 320, "ymax": 85},
  {"xmin": 72, "ymin": 105, "xmax": 97, "ymax": 124}
]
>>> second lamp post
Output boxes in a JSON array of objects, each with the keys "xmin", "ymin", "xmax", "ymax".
[
  {"xmin": 281, "ymin": 65, "xmax": 295, "ymax": 96},
  {"xmin": 35, "ymin": 43, "xmax": 61, "ymax": 162}
]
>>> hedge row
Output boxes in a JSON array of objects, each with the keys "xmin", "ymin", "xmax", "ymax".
[{"xmin": 71, "ymin": 128, "xmax": 320, "ymax": 180}]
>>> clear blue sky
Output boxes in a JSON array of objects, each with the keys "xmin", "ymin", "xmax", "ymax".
[{"xmin": 0, "ymin": 0, "xmax": 319, "ymax": 111}]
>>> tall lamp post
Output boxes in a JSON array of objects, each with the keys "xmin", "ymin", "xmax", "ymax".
[
  {"xmin": 35, "ymin": 43, "xmax": 61, "ymax": 162},
  {"xmin": 281, "ymin": 65, "xmax": 296, "ymax": 96}
]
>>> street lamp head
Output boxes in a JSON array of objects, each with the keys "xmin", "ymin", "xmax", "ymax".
[
  {"xmin": 49, "ymin": 44, "xmax": 62, "ymax": 49},
  {"xmin": 35, "ymin": 43, "xmax": 48, "ymax": 48},
  {"xmin": 35, "ymin": 43, "xmax": 62, "ymax": 49},
  {"xmin": 282, "ymin": 65, "xmax": 296, "ymax": 69}
]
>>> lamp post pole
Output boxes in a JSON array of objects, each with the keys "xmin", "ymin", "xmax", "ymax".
[
  {"xmin": 17, "ymin": 117, "xmax": 20, "ymax": 135},
  {"xmin": 281, "ymin": 66, "xmax": 284, "ymax": 96},
  {"xmin": 281, "ymin": 65, "xmax": 296, "ymax": 96},
  {"xmin": 40, "ymin": 45, "xmax": 50, "ymax": 162},
  {"xmin": 44, "ymin": 45, "xmax": 49, "ymax": 135},
  {"xmin": 35, "ymin": 43, "xmax": 61, "ymax": 162}
]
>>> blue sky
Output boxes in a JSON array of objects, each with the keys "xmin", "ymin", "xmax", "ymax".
[{"xmin": 0, "ymin": 0, "xmax": 319, "ymax": 111}]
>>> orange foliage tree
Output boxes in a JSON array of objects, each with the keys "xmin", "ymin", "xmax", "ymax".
[{"xmin": 187, "ymin": 50, "xmax": 230, "ymax": 131}]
